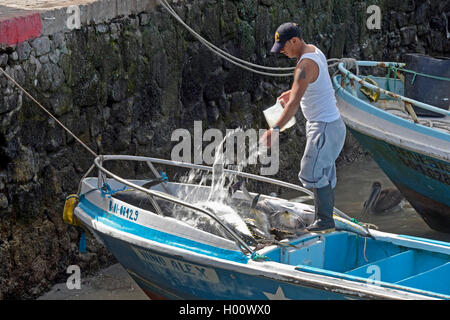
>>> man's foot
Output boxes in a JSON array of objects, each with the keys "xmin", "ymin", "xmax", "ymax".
[{"xmin": 306, "ymin": 219, "xmax": 335, "ymax": 233}]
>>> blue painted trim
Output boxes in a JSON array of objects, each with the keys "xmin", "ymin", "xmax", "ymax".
[
  {"xmin": 78, "ymin": 196, "xmax": 249, "ymax": 263},
  {"xmin": 332, "ymin": 75, "xmax": 450, "ymax": 142}
]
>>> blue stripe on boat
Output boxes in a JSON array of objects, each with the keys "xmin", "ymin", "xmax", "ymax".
[{"xmin": 78, "ymin": 196, "xmax": 249, "ymax": 263}]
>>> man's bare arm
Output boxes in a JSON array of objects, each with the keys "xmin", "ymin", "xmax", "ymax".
[{"xmin": 274, "ymin": 59, "xmax": 317, "ymax": 129}]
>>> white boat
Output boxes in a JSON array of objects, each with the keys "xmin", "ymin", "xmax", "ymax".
[{"xmin": 66, "ymin": 155, "xmax": 450, "ymax": 300}]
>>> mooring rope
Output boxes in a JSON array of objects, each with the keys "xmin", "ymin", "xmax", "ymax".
[
  {"xmin": 158, "ymin": 0, "xmax": 360, "ymax": 79},
  {"xmin": 0, "ymin": 67, "xmax": 98, "ymax": 158},
  {"xmin": 158, "ymin": 0, "xmax": 295, "ymax": 77}
]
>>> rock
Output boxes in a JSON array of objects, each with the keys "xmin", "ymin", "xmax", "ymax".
[
  {"xmin": 1, "ymin": 94, "xmax": 18, "ymax": 114},
  {"xmin": 415, "ymin": 2, "xmax": 429, "ymax": 24},
  {"xmin": 39, "ymin": 54, "xmax": 49, "ymax": 64},
  {"xmin": 139, "ymin": 13, "xmax": 150, "ymax": 26},
  {"xmin": 230, "ymin": 91, "xmax": 251, "ymax": 113},
  {"xmin": 9, "ymin": 52, "xmax": 18, "ymax": 62},
  {"xmin": 0, "ymin": 54, "xmax": 8, "ymax": 67},
  {"xmin": 51, "ymin": 32, "xmax": 65, "ymax": 50},
  {"xmin": 95, "ymin": 24, "xmax": 109, "ymax": 34},
  {"xmin": 400, "ymin": 26, "xmax": 417, "ymax": 46},
  {"xmin": 207, "ymin": 100, "xmax": 220, "ymax": 122},
  {"xmin": 17, "ymin": 41, "xmax": 32, "ymax": 61},
  {"xmin": 0, "ymin": 193, "xmax": 8, "ymax": 209},
  {"xmin": 395, "ymin": 12, "xmax": 408, "ymax": 28},
  {"xmin": 388, "ymin": 32, "xmax": 401, "ymax": 48},
  {"xmin": 260, "ymin": 0, "xmax": 274, "ymax": 6},
  {"xmin": 31, "ymin": 36, "xmax": 51, "ymax": 57}
]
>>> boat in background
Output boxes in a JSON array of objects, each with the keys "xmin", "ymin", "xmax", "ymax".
[
  {"xmin": 332, "ymin": 58, "xmax": 450, "ymax": 233},
  {"xmin": 66, "ymin": 155, "xmax": 450, "ymax": 300}
]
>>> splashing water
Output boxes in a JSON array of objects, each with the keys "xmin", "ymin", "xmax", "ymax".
[{"xmin": 168, "ymin": 127, "xmax": 269, "ymax": 242}]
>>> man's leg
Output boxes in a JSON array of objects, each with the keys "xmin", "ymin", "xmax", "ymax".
[
  {"xmin": 299, "ymin": 118, "xmax": 346, "ymax": 233},
  {"xmin": 307, "ymin": 183, "xmax": 335, "ymax": 233}
]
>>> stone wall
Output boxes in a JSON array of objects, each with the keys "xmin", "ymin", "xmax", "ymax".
[{"xmin": 0, "ymin": 0, "xmax": 449, "ymax": 298}]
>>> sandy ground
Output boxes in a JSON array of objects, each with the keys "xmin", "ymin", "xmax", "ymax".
[{"xmin": 38, "ymin": 263, "xmax": 149, "ymax": 300}]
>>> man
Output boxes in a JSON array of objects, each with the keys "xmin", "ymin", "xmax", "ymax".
[{"xmin": 261, "ymin": 22, "xmax": 346, "ymax": 233}]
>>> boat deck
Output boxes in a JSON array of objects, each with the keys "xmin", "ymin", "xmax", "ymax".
[
  {"xmin": 375, "ymin": 100, "xmax": 450, "ymax": 134},
  {"xmin": 259, "ymin": 232, "xmax": 450, "ymax": 299}
]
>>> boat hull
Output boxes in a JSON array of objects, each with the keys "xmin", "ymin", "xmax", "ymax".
[
  {"xmin": 348, "ymin": 129, "xmax": 450, "ymax": 232},
  {"xmin": 96, "ymin": 231, "xmax": 349, "ymax": 300},
  {"xmin": 333, "ymin": 72, "xmax": 450, "ymax": 233},
  {"xmin": 72, "ymin": 177, "xmax": 450, "ymax": 300}
]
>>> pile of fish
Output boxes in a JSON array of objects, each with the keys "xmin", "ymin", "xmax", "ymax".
[
  {"xmin": 112, "ymin": 178, "xmax": 374, "ymax": 248},
  {"xmin": 112, "ymin": 179, "xmax": 318, "ymax": 246}
]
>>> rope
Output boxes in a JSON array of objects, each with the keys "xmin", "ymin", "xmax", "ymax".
[
  {"xmin": 159, "ymin": 0, "xmax": 361, "ymax": 79},
  {"xmin": 395, "ymin": 66, "xmax": 450, "ymax": 83},
  {"xmin": 0, "ymin": 67, "xmax": 98, "ymax": 158},
  {"xmin": 158, "ymin": 0, "xmax": 294, "ymax": 77},
  {"xmin": 159, "ymin": 0, "xmax": 295, "ymax": 72},
  {"xmin": 250, "ymin": 252, "xmax": 271, "ymax": 261},
  {"xmin": 328, "ymin": 58, "xmax": 359, "ymax": 76},
  {"xmin": 99, "ymin": 182, "xmax": 127, "ymax": 198}
]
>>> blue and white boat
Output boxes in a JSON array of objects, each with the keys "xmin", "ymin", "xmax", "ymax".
[
  {"xmin": 332, "ymin": 59, "xmax": 450, "ymax": 233},
  {"xmin": 69, "ymin": 155, "xmax": 450, "ymax": 300}
]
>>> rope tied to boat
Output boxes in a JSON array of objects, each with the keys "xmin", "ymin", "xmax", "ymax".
[
  {"xmin": 250, "ymin": 252, "xmax": 271, "ymax": 262},
  {"xmin": 387, "ymin": 63, "xmax": 450, "ymax": 85},
  {"xmin": 100, "ymin": 182, "xmax": 127, "ymax": 198}
]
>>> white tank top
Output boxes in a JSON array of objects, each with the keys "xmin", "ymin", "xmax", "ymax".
[{"xmin": 297, "ymin": 47, "xmax": 340, "ymax": 122}]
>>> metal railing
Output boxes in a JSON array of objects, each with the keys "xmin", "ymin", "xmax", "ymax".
[
  {"xmin": 337, "ymin": 61, "xmax": 450, "ymax": 117},
  {"xmin": 91, "ymin": 155, "xmax": 352, "ymax": 256}
]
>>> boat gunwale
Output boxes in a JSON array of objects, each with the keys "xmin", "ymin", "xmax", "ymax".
[
  {"xmin": 334, "ymin": 93, "xmax": 450, "ymax": 163},
  {"xmin": 333, "ymin": 76, "xmax": 450, "ymax": 163},
  {"xmin": 338, "ymin": 60, "xmax": 450, "ymax": 118},
  {"xmin": 332, "ymin": 74, "xmax": 450, "ymax": 142}
]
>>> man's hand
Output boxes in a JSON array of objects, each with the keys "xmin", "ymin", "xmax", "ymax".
[
  {"xmin": 260, "ymin": 128, "xmax": 279, "ymax": 149},
  {"xmin": 278, "ymin": 90, "xmax": 291, "ymax": 106}
]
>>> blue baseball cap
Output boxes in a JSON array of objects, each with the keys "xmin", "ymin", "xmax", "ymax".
[{"xmin": 270, "ymin": 22, "xmax": 302, "ymax": 53}]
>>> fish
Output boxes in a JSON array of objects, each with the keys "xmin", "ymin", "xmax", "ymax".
[
  {"xmin": 229, "ymin": 181, "xmax": 314, "ymax": 236},
  {"xmin": 262, "ymin": 199, "xmax": 314, "ymax": 230},
  {"xmin": 333, "ymin": 215, "xmax": 374, "ymax": 239},
  {"xmin": 195, "ymin": 200, "xmax": 258, "ymax": 246},
  {"xmin": 228, "ymin": 181, "xmax": 273, "ymax": 239}
]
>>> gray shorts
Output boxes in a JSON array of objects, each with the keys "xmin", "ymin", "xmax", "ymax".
[{"xmin": 298, "ymin": 117, "xmax": 346, "ymax": 189}]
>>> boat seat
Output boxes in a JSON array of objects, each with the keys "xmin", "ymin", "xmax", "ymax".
[
  {"xmin": 345, "ymin": 249, "xmax": 448, "ymax": 284},
  {"xmin": 395, "ymin": 262, "xmax": 450, "ymax": 295},
  {"xmin": 282, "ymin": 238, "xmax": 325, "ymax": 267},
  {"xmin": 345, "ymin": 250, "xmax": 415, "ymax": 282}
]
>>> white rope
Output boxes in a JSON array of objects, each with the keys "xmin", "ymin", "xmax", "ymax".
[
  {"xmin": 158, "ymin": 0, "xmax": 294, "ymax": 77},
  {"xmin": 159, "ymin": 0, "xmax": 360, "ymax": 79},
  {"xmin": 328, "ymin": 57, "xmax": 359, "ymax": 76},
  {"xmin": 0, "ymin": 67, "xmax": 98, "ymax": 158}
]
